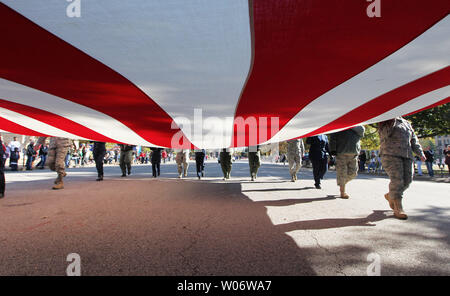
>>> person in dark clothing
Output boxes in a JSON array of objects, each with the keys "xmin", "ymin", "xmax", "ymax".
[
  {"xmin": 306, "ymin": 135, "xmax": 330, "ymax": 189},
  {"xmin": 26, "ymin": 141, "xmax": 36, "ymax": 170},
  {"xmin": 195, "ymin": 149, "xmax": 206, "ymax": 179},
  {"xmin": 93, "ymin": 142, "xmax": 106, "ymax": 181},
  {"xmin": 358, "ymin": 150, "xmax": 367, "ymax": 172},
  {"xmin": 36, "ymin": 144, "xmax": 49, "ymax": 169},
  {"xmin": 10, "ymin": 147, "xmax": 20, "ymax": 171},
  {"xmin": 424, "ymin": 147, "xmax": 434, "ymax": 177},
  {"xmin": 150, "ymin": 147, "xmax": 162, "ymax": 178},
  {"xmin": 0, "ymin": 137, "xmax": 6, "ymax": 198}
]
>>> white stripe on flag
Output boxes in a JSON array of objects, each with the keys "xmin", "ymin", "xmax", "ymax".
[
  {"xmin": 271, "ymin": 16, "xmax": 450, "ymax": 142},
  {"xmin": 0, "ymin": 78, "xmax": 157, "ymax": 146}
]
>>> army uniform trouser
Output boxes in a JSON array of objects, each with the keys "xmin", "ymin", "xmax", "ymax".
[
  {"xmin": 220, "ymin": 156, "xmax": 232, "ymax": 178},
  {"xmin": 381, "ymin": 155, "xmax": 413, "ymax": 200},
  {"xmin": 248, "ymin": 152, "xmax": 261, "ymax": 177},
  {"xmin": 311, "ymin": 157, "xmax": 327, "ymax": 186},
  {"xmin": 288, "ymin": 154, "xmax": 301, "ymax": 177},
  {"xmin": 120, "ymin": 150, "xmax": 133, "ymax": 175},
  {"xmin": 336, "ymin": 153, "xmax": 358, "ymax": 186},
  {"xmin": 176, "ymin": 154, "xmax": 189, "ymax": 175},
  {"xmin": 0, "ymin": 158, "xmax": 5, "ymax": 195},
  {"xmin": 47, "ymin": 146, "xmax": 69, "ymax": 175}
]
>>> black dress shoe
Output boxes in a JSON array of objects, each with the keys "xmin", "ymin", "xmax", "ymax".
[
  {"xmin": 96, "ymin": 176, "xmax": 103, "ymax": 181},
  {"xmin": 121, "ymin": 174, "xmax": 126, "ymax": 177},
  {"xmin": 315, "ymin": 184, "xmax": 321, "ymax": 189},
  {"xmin": 0, "ymin": 193, "xmax": 4, "ymax": 198}
]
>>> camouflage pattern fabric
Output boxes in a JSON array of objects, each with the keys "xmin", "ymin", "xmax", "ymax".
[
  {"xmin": 176, "ymin": 150, "xmax": 190, "ymax": 175},
  {"xmin": 287, "ymin": 139, "xmax": 304, "ymax": 177},
  {"xmin": 248, "ymin": 151, "xmax": 261, "ymax": 176},
  {"xmin": 336, "ymin": 153, "xmax": 358, "ymax": 186},
  {"xmin": 382, "ymin": 155, "xmax": 414, "ymax": 200},
  {"xmin": 38, "ymin": 137, "xmax": 70, "ymax": 175}
]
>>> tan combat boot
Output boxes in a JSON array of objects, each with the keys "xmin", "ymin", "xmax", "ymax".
[
  {"xmin": 52, "ymin": 173, "xmax": 64, "ymax": 190},
  {"xmin": 54, "ymin": 172, "xmax": 67, "ymax": 184},
  {"xmin": 392, "ymin": 199, "xmax": 408, "ymax": 220},
  {"xmin": 384, "ymin": 193, "xmax": 394, "ymax": 210},
  {"xmin": 340, "ymin": 185, "xmax": 349, "ymax": 199}
]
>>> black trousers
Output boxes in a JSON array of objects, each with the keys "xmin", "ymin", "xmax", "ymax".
[
  {"xmin": 196, "ymin": 158, "xmax": 205, "ymax": 175},
  {"xmin": 0, "ymin": 159, "xmax": 5, "ymax": 194},
  {"xmin": 152, "ymin": 161, "xmax": 160, "ymax": 177},
  {"xmin": 311, "ymin": 158, "xmax": 328, "ymax": 186},
  {"xmin": 94, "ymin": 154, "xmax": 104, "ymax": 177}
]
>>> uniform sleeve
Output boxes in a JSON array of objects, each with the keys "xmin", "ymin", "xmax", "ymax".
[{"xmin": 410, "ymin": 125, "xmax": 424, "ymax": 157}]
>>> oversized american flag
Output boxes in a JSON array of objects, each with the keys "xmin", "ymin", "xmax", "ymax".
[{"xmin": 0, "ymin": 0, "xmax": 449, "ymax": 149}]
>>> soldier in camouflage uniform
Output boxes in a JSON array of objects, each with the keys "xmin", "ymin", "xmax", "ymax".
[
  {"xmin": 36, "ymin": 137, "xmax": 71, "ymax": 190},
  {"xmin": 219, "ymin": 148, "xmax": 232, "ymax": 180},
  {"xmin": 119, "ymin": 144, "xmax": 134, "ymax": 177},
  {"xmin": 287, "ymin": 139, "xmax": 305, "ymax": 182},
  {"xmin": 378, "ymin": 117, "xmax": 426, "ymax": 220},
  {"xmin": 175, "ymin": 149, "xmax": 190, "ymax": 178},
  {"xmin": 329, "ymin": 126, "xmax": 365, "ymax": 199},
  {"xmin": 248, "ymin": 145, "xmax": 261, "ymax": 181}
]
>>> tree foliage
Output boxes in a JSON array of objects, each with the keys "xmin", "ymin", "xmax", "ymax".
[
  {"xmin": 361, "ymin": 124, "xmax": 380, "ymax": 151},
  {"xmin": 406, "ymin": 103, "xmax": 450, "ymax": 138}
]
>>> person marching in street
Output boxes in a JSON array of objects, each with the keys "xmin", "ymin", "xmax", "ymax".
[
  {"xmin": 306, "ymin": 135, "xmax": 330, "ymax": 189},
  {"xmin": 195, "ymin": 149, "xmax": 206, "ymax": 179},
  {"xmin": 219, "ymin": 148, "xmax": 232, "ymax": 180},
  {"xmin": 93, "ymin": 141, "xmax": 106, "ymax": 181},
  {"xmin": 175, "ymin": 149, "xmax": 190, "ymax": 178},
  {"xmin": 378, "ymin": 117, "xmax": 426, "ymax": 220},
  {"xmin": 35, "ymin": 137, "xmax": 71, "ymax": 190},
  {"xmin": 287, "ymin": 139, "xmax": 305, "ymax": 182},
  {"xmin": 150, "ymin": 147, "xmax": 162, "ymax": 178},
  {"xmin": 0, "ymin": 136, "xmax": 7, "ymax": 198},
  {"xmin": 119, "ymin": 144, "xmax": 134, "ymax": 177},
  {"xmin": 248, "ymin": 145, "xmax": 261, "ymax": 181},
  {"xmin": 329, "ymin": 126, "xmax": 365, "ymax": 199}
]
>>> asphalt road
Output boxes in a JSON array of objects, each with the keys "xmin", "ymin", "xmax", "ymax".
[{"xmin": 0, "ymin": 161, "xmax": 449, "ymax": 275}]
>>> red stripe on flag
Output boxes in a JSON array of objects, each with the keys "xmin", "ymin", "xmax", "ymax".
[
  {"xmin": 0, "ymin": 116, "xmax": 48, "ymax": 137},
  {"xmin": 233, "ymin": 0, "xmax": 449, "ymax": 146},
  {"xmin": 301, "ymin": 66, "xmax": 450, "ymax": 138},
  {"xmin": 0, "ymin": 3, "xmax": 188, "ymax": 148},
  {"xmin": 0, "ymin": 98, "xmax": 121, "ymax": 143}
]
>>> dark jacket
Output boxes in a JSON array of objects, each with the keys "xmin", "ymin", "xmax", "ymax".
[
  {"xmin": 39, "ymin": 145, "xmax": 48, "ymax": 156},
  {"xmin": 119, "ymin": 144, "xmax": 134, "ymax": 152},
  {"xmin": 26, "ymin": 143, "xmax": 35, "ymax": 157},
  {"xmin": 329, "ymin": 126, "xmax": 365, "ymax": 155},
  {"xmin": 424, "ymin": 150, "xmax": 434, "ymax": 163},
  {"xmin": 195, "ymin": 150, "xmax": 206, "ymax": 161},
  {"xmin": 93, "ymin": 142, "xmax": 106, "ymax": 158},
  {"xmin": 150, "ymin": 148, "xmax": 162, "ymax": 163},
  {"xmin": 306, "ymin": 135, "xmax": 330, "ymax": 161}
]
